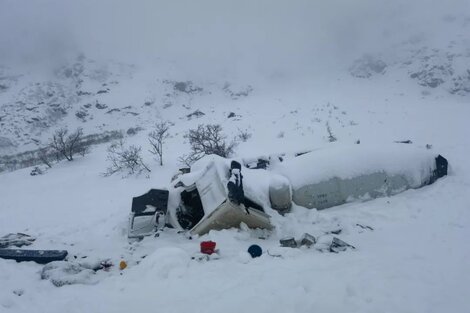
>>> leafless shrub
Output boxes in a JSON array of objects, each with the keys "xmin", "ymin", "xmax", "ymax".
[
  {"xmin": 237, "ymin": 128, "xmax": 252, "ymax": 142},
  {"xmin": 148, "ymin": 121, "xmax": 170, "ymax": 166},
  {"xmin": 104, "ymin": 140, "xmax": 151, "ymax": 177},
  {"xmin": 184, "ymin": 124, "xmax": 237, "ymax": 164},
  {"xmin": 38, "ymin": 147, "xmax": 54, "ymax": 168},
  {"xmin": 49, "ymin": 127, "xmax": 88, "ymax": 161},
  {"xmin": 326, "ymin": 122, "xmax": 337, "ymax": 142},
  {"xmin": 177, "ymin": 154, "xmax": 199, "ymax": 167}
]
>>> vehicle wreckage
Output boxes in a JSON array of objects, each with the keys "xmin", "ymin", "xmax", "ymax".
[{"xmin": 128, "ymin": 144, "xmax": 448, "ymax": 238}]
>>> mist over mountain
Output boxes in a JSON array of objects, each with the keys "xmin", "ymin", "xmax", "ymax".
[{"xmin": 1, "ymin": 0, "xmax": 469, "ymax": 79}]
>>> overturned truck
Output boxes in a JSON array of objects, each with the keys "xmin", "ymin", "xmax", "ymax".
[{"xmin": 128, "ymin": 144, "xmax": 448, "ymax": 238}]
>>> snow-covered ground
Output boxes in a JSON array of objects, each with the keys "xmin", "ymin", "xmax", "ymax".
[
  {"xmin": 1, "ymin": 69, "xmax": 469, "ymax": 312},
  {"xmin": 1, "ymin": 1, "xmax": 470, "ymax": 312}
]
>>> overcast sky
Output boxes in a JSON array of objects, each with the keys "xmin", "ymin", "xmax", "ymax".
[{"xmin": 1, "ymin": 0, "xmax": 468, "ymax": 79}]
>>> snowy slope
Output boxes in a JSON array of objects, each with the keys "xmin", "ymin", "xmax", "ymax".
[
  {"xmin": 1, "ymin": 3, "xmax": 470, "ymax": 313},
  {"xmin": 1, "ymin": 67, "xmax": 470, "ymax": 312}
]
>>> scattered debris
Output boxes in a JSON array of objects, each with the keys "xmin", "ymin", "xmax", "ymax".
[
  {"xmin": 245, "ymin": 158, "xmax": 269, "ymax": 170},
  {"xmin": 128, "ymin": 189, "xmax": 169, "ymax": 239},
  {"xmin": 326, "ymin": 229, "xmax": 342, "ymax": 235},
  {"xmin": 279, "ymin": 234, "xmax": 317, "ymax": 249},
  {"xmin": 266, "ymin": 250, "xmax": 283, "ymax": 258},
  {"xmin": 280, "ymin": 237, "xmax": 297, "ymax": 248},
  {"xmin": 247, "ymin": 244, "xmax": 262, "ymax": 258},
  {"xmin": 279, "ymin": 233, "xmax": 355, "ymax": 254},
  {"xmin": 299, "ymin": 233, "xmax": 316, "ymax": 247},
  {"xmin": 0, "ymin": 233, "xmax": 36, "ymax": 248},
  {"xmin": 0, "ymin": 248, "xmax": 68, "ymax": 264},
  {"xmin": 41, "ymin": 261, "xmax": 97, "ymax": 287},
  {"xmin": 329, "ymin": 237, "xmax": 356, "ymax": 253},
  {"xmin": 97, "ymin": 260, "xmax": 113, "ymax": 271},
  {"xmin": 191, "ymin": 252, "xmax": 220, "ymax": 262},
  {"xmin": 200, "ymin": 241, "xmax": 217, "ymax": 255}
]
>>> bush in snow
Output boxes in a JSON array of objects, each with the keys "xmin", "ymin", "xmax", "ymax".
[
  {"xmin": 48, "ymin": 127, "xmax": 89, "ymax": 161},
  {"xmin": 237, "ymin": 128, "xmax": 252, "ymax": 142},
  {"xmin": 326, "ymin": 122, "xmax": 337, "ymax": 142},
  {"xmin": 104, "ymin": 140, "xmax": 151, "ymax": 176},
  {"xmin": 177, "ymin": 154, "xmax": 198, "ymax": 168},
  {"xmin": 182, "ymin": 124, "xmax": 237, "ymax": 165},
  {"xmin": 148, "ymin": 121, "xmax": 171, "ymax": 166}
]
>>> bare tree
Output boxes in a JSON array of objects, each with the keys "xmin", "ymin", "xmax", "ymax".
[
  {"xmin": 148, "ymin": 121, "xmax": 170, "ymax": 166},
  {"xmin": 104, "ymin": 140, "xmax": 151, "ymax": 177},
  {"xmin": 38, "ymin": 147, "xmax": 53, "ymax": 168},
  {"xmin": 184, "ymin": 124, "xmax": 237, "ymax": 164},
  {"xmin": 49, "ymin": 127, "xmax": 88, "ymax": 161}
]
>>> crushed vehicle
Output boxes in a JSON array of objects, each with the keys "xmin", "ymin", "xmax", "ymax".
[
  {"xmin": 128, "ymin": 144, "xmax": 448, "ymax": 238},
  {"xmin": 128, "ymin": 157, "xmax": 284, "ymax": 238}
]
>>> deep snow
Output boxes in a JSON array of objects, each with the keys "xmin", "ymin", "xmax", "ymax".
[
  {"xmin": 1, "ymin": 71, "xmax": 470, "ymax": 312},
  {"xmin": 1, "ymin": 3, "xmax": 470, "ymax": 311}
]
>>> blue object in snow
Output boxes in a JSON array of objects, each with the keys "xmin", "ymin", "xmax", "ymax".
[{"xmin": 248, "ymin": 244, "xmax": 262, "ymax": 258}]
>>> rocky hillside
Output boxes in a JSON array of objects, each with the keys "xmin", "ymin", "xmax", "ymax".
[
  {"xmin": 350, "ymin": 16, "xmax": 470, "ymax": 96},
  {"xmin": 0, "ymin": 55, "xmax": 254, "ymax": 158}
]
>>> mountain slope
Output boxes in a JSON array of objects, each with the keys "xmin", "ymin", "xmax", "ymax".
[{"xmin": 1, "ymin": 4, "xmax": 470, "ymax": 313}]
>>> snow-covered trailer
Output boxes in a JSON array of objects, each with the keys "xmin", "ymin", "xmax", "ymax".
[{"xmin": 274, "ymin": 144, "xmax": 448, "ymax": 209}]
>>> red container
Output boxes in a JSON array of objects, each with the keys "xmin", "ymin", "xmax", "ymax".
[{"xmin": 200, "ymin": 241, "xmax": 216, "ymax": 255}]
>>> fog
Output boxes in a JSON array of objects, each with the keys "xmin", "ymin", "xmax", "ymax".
[{"xmin": 0, "ymin": 0, "xmax": 468, "ymax": 79}]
